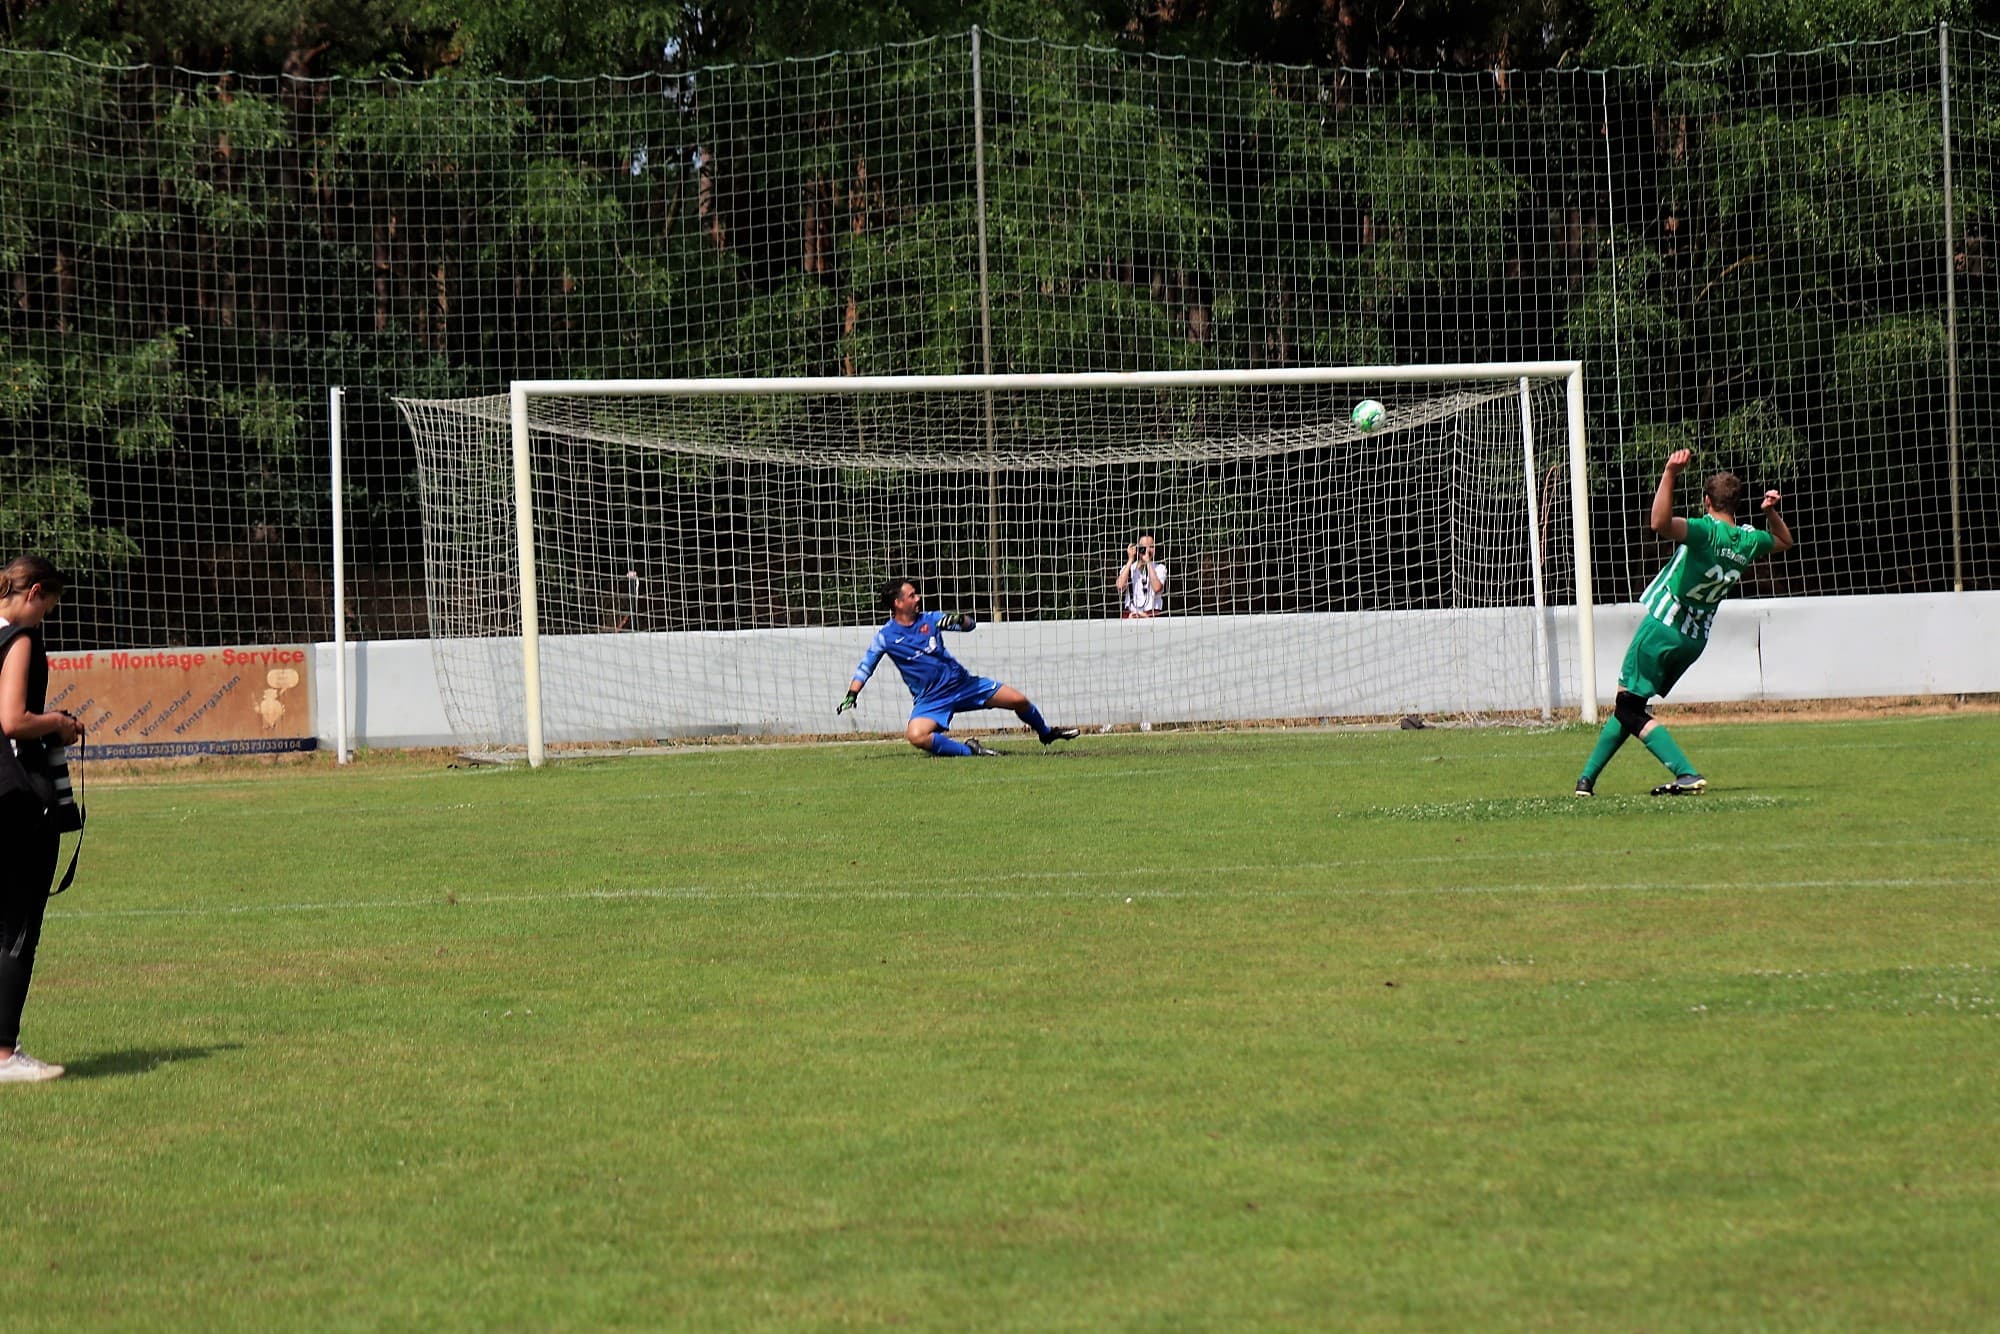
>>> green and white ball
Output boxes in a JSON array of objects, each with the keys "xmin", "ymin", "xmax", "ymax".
[{"xmin": 1350, "ymin": 398, "xmax": 1386, "ymax": 432}]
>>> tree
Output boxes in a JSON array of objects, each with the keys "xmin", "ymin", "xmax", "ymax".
[
  {"xmin": 1, "ymin": 0, "xmax": 687, "ymax": 77},
  {"xmin": 2, "ymin": 14, "xmax": 1991, "ymax": 651},
  {"xmin": 1581, "ymin": 0, "xmax": 1979, "ymax": 65}
]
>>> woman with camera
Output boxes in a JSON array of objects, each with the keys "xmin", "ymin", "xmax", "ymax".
[
  {"xmin": 0, "ymin": 555, "xmax": 81, "ymax": 1084},
  {"xmin": 1117, "ymin": 534, "xmax": 1167, "ymax": 618}
]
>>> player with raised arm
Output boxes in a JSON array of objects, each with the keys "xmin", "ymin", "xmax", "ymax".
[
  {"xmin": 838, "ymin": 578, "xmax": 1079, "ymax": 756},
  {"xmin": 1575, "ymin": 449, "xmax": 1795, "ymax": 797}
]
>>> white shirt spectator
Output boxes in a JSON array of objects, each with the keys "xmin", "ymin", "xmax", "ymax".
[{"xmin": 1118, "ymin": 538, "xmax": 1168, "ymax": 618}]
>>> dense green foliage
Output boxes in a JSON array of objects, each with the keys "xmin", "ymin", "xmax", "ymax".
[
  {"xmin": 14, "ymin": 716, "xmax": 2000, "ymax": 1324},
  {"xmin": 6, "ymin": 0, "xmax": 1990, "ymax": 73},
  {"xmin": 0, "ymin": 17, "xmax": 1995, "ymax": 646}
]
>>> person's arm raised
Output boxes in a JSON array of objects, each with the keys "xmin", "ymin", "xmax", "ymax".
[
  {"xmin": 1649, "ymin": 448, "xmax": 1692, "ymax": 542},
  {"xmin": 1761, "ymin": 491, "xmax": 1794, "ymax": 553}
]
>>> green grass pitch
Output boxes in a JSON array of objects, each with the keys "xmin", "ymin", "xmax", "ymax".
[{"xmin": 11, "ymin": 713, "xmax": 1999, "ymax": 1329}]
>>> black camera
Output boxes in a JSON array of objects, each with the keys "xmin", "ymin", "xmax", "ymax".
[{"xmin": 19, "ymin": 730, "xmax": 83, "ymax": 834}]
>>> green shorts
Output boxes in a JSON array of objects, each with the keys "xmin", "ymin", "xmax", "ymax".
[{"xmin": 1620, "ymin": 617, "xmax": 1705, "ymax": 699}]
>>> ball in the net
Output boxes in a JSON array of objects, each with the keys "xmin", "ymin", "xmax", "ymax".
[{"xmin": 1350, "ymin": 399, "xmax": 1386, "ymax": 432}]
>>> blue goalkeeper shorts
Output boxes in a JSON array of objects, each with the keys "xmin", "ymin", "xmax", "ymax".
[{"xmin": 911, "ymin": 676, "xmax": 1004, "ymax": 728}]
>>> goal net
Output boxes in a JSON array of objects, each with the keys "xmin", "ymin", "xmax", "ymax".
[{"xmin": 397, "ymin": 367, "xmax": 1594, "ymax": 761}]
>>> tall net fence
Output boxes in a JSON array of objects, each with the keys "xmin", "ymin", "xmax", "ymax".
[{"xmin": 1, "ymin": 30, "xmax": 1995, "ymax": 654}]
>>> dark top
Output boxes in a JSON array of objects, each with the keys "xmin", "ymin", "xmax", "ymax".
[{"xmin": 0, "ymin": 621, "xmax": 50, "ymax": 806}]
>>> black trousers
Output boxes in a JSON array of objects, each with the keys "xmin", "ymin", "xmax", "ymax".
[{"xmin": 0, "ymin": 795, "xmax": 58, "ymax": 1049}]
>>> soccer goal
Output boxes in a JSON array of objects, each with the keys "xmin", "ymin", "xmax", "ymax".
[{"xmin": 397, "ymin": 365, "xmax": 1596, "ymax": 765}]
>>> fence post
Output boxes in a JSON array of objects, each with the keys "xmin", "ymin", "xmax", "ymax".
[
  {"xmin": 1940, "ymin": 21, "xmax": 1964, "ymax": 592},
  {"xmin": 329, "ymin": 386, "xmax": 350, "ymax": 764},
  {"xmin": 972, "ymin": 26, "xmax": 1002, "ymax": 621},
  {"xmin": 1599, "ymin": 69, "xmax": 1625, "ymax": 457}
]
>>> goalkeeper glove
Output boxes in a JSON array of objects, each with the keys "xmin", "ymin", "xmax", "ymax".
[
  {"xmin": 836, "ymin": 690, "xmax": 858, "ymax": 715},
  {"xmin": 941, "ymin": 611, "xmax": 976, "ymax": 632}
]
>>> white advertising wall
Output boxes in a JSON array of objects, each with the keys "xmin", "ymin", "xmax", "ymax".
[
  {"xmin": 314, "ymin": 590, "xmax": 2000, "ymax": 750},
  {"xmin": 1584, "ymin": 590, "xmax": 2000, "ymax": 702}
]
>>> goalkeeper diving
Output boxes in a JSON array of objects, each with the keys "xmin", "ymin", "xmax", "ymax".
[{"xmin": 839, "ymin": 578, "xmax": 1079, "ymax": 756}]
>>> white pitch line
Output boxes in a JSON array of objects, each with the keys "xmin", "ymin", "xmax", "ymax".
[
  {"xmin": 49, "ymin": 870, "xmax": 1999, "ymax": 921},
  {"xmin": 46, "ymin": 832, "xmax": 1999, "ymax": 923},
  {"xmin": 89, "ymin": 732, "xmax": 1997, "ymax": 820}
]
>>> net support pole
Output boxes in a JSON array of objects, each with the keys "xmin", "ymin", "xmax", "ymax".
[
  {"xmin": 1518, "ymin": 379, "xmax": 1553, "ymax": 721},
  {"xmin": 514, "ymin": 365, "xmax": 1588, "ymax": 399},
  {"xmin": 1566, "ymin": 366, "xmax": 1597, "ymax": 724},
  {"xmin": 1598, "ymin": 72, "xmax": 1627, "ymax": 459},
  {"xmin": 510, "ymin": 384, "xmax": 547, "ymax": 767},
  {"xmin": 329, "ymin": 387, "xmax": 351, "ymax": 764},
  {"xmin": 1940, "ymin": 21, "xmax": 1964, "ymax": 592},
  {"xmin": 971, "ymin": 27, "xmax": 1002, "ymax": 621}
]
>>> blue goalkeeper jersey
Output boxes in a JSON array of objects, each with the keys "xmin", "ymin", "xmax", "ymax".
[{"xmin": 853, "ymin": 611, "xmax": 972, "ymax": 702}]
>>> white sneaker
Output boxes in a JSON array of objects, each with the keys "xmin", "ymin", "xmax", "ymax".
[{"xmin": 0, "ymin": 1049, "xmax": 66, "ymax": 1083}]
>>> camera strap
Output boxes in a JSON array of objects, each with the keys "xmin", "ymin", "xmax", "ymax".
[{"xmin": 48, "ymin": 733, "xmax": 82, "ymax": 897}]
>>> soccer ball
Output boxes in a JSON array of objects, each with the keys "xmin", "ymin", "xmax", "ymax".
[{"xmin": 1350, "ymin": 399, "xmax": 1386, "ymax": 432}]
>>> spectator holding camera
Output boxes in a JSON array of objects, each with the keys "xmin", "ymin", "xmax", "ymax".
[
  {"xmin": 1117, "ymin": 534, "xmax": 1168, "ymax": 619},
  {"xmin": 0, "ymin": 554, "xmax": 81, "ymax": 1084}
]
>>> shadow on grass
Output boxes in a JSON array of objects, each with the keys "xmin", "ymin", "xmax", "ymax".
[{"xmin": 60, "ymin": 1043, "xmax": 242, "ymax": 1080}]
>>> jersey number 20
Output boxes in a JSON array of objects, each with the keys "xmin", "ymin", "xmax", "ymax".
[{"xmin": 1687, "ymin": 564, "xmax": 1742, "ymax": 602}]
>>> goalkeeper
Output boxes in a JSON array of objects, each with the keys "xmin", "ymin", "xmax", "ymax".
[
  {"xmin": 838, "ymin": 578, "xmax": 1079, "ymax": 756},
  {"xmin": 1575, "ymin": 449, "xmax": 1794, "ymax": 797}
]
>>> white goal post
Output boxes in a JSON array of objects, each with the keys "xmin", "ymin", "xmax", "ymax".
[{"xmin": 403, "ymin": 363, "xmax": 1597, "ymax": 766}]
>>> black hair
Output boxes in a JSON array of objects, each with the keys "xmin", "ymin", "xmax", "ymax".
[
  {"xmin": 877, "ymin": 577, "xmax": 915, "ymax": 611},
  {"xmin": 0, "ymin": 554, "xmax": 68, "ymax": 601}
]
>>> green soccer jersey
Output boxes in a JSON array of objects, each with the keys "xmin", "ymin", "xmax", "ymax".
[{"xmin": 1636, "ymin": 513, "xmax": 1778, "ymax": 642}]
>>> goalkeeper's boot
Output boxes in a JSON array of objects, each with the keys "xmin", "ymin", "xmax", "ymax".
[
  {"xmin": 1040, "ymin": 727, "xmax": 1080, "ymax": 746},
  {"xmin": 1650, "ymin": 773, "xmax": 1707, "ymax": 796},
  {"xmin": 1574, "ymin": 776, "xmax": 1595, "ymax": 798},
  {"xmin": 965, "ymin": 738, "xmax": 1004, "ymax": 757}
]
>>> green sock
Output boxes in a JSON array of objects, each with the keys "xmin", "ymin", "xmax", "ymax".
[
  {"xmin": 1580, "ymin": 717, "xmax": 1627, "ymax": 782},
  {"xmin": 1641, "ymin": 723, "xmax": 1696, "ymax": 777}
]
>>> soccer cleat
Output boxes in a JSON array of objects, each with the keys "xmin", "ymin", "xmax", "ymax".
[
  {"xmin": 1650, "ymin": 774, "xmax": 1708, "ymax": 796},
  {"xmin": 1040, "ymin": 727, "xmax": 1080, "ymax": 746},
  {"xmin": 1574, "ymin": 776, "xmax": 1595, "ymax": 797},
  {"xmin": 0, "ymin": 1049, "xmax": 65, "ymax": 1083},
  {"xmin": 964, "ymin": 738, "xmax": 1003, "ymax": 756}
]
